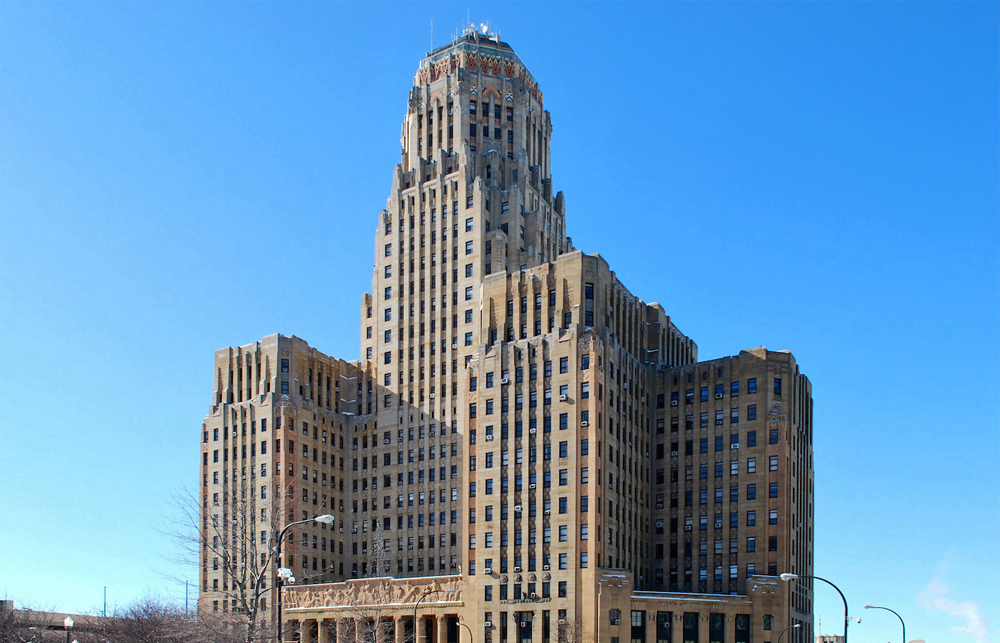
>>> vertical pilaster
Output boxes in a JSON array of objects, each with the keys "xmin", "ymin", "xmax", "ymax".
[{"xmin": 396, "ymin": 616, "xmax": 407, "ymax": 643}]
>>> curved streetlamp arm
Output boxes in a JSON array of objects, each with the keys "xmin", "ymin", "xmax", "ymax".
[
  {"xmin": 458, "ymin": 621, "xmax": 474, "ymax": 643},
  {"xmin": 866, "ymin": 604, "xmax": 905, "ymax": 643},
  {"xmin": 811, "ymin": 575, "xmax": 849, "ymax": 643},
  {"xmin": 413, "ymin": 590, "xmax": 455, "ymax": 643}
]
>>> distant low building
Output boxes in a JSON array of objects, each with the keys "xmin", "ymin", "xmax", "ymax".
[{"xmin": 0, "ymin": 599, "xmax": 109, "ymax": 642}]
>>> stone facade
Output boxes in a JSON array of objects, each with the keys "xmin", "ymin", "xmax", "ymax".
[{"xmin": 199, "ymin": 26, "xmax": 815, "ymax": 643}]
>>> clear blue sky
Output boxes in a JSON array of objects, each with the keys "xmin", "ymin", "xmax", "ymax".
[{"xmin": 1, "ymin": 2, "xmax": 997, "ymax": 642}]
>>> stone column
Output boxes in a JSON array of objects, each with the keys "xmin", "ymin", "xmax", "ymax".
[
  {"xmin": 434, "ymin": 616, "xmax": 447, "ymax": 643},
  {"xmin": 337, "ymin": 618, "xmax": 349, "ymax": 643},
  {"xmin": 302, "ymin": 619, "xmax": 315, "ymax": 643},
  {"xmin": 317, "ymin": 619, "xmax": 327, "ymax": 643},
  {"xmin": 395, "ymin": 616, "xmax": 407, "ymax": 643}
]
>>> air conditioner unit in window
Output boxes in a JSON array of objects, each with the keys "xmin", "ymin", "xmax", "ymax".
[
  {"xmin": 716, "ymin": 393, "xmax": 724, "ymax": 399},
  {"xmin": 730, "ymin": 443, "xmax": 739, "ymax": 450},
  {"xmin": 384, "ymin": 438, "xmax": 391, "ymax": 444},
  {"xmin": 655, "ymin": 503, "xmax": 664, "ymax": 509},
  {"xmin": 514, "ymin": 505, "xmax": 523, "ymax": 512},
  {"xmin": 352, "ymin": 528, "xmax": 358, "ymax": 533},
  {"xmin": 544, "ymin": 509, "xmax": 551, "ymax": 515},
  {"xmin": 580, "ymin": 420, "xmax": 589, "ymax": 427},
  {"xmin": 484, "ymin": 568, "xmax": 493, "ymax": 575},
  {"xmin": 670, "ymin": 451, "xmax": 679, "ymax": 457},
  {"xmin": 529, "ymin": 483, "xmax": 536, "ymax": 489},
  {"xmin": 352, "ymin": 445, "xmax": 358, "ymax": 450},
  {"xmin": 486, "ymin": 435, "xmax": 494, "ymax": 441},
  {"xmin": 408, "ymin": 545, "xmax": 413, "ymax": 549},
  {"xmin": 451, "ymin": 562, "xmax": 457, "ymax": 568},
  {"xmin": 429, "ymin": 393, "xmax": 435, "ymax": 399},
  {"xmin": 612, "ymin": 619, "xmax": 620, "ymax": 625},
  {"xmin": 529, "ymin": 428, "xmax": 537, "ymax": 434},
  {"xmin": 514, "ymin": 566, "xmax": 521, "ymax": 572},
  {"xmin": 684, "ymin": 525, "xmax": 692, "ymax": 531},
  {"xmin": 559, "ymin": 394, "xmax": 568, "ymax": 402},
  {"xmin": 530, "ymin": 592, "xmax": 537, "ymax": 599},
  {"xmin": 641, "ymin": 396, "xmax": 646, "ymax": 402},
  {"xmin": 715, "ymin": 522, "xmax": 722, "ymax": 528},
  {"xmin": 500, "ymin": 377, "xmax": 510, "ymax": 385},
  {"xmin": 484, "ymin": 622, "xmax": 493, "ymax": 628},
  {"xmin": 655, "ymin": 520, "xmax": 664, "ymax": 527},
  {"xmin": 452, "ymin": 343, "xmax": 458, "ymax": 349},
  {"xmin": 623, "ymin": 383, "xmax": 629, "ymax": 389},
  {"xmin": 543, "ymin": 564, "xmax": 550, "ymax": 570},
  {"xmin": 339, "ymin": 527, "xmax": 344, "ymax": 532},
  {"xmin": 398, "ymin": 437, "xmax": 404, "ymax": 442},
  {"xmin": 558, "ymin": 619, "xmax": 566, "ymax": 625},
  {"xmin": 716, "ymin": 420, "xmax": 724, "ymax": 425},
  {"xmin": 670, "ymin": 400, "xmax": 678, "ymax": 406}
]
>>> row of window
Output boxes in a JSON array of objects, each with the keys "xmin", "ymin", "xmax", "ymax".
[{"xmin": 667, "ymin": 378, "xmax": 781, "ymax": 406}]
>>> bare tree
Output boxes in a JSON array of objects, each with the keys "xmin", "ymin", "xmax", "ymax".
[
  {"xmin": 341, "ymin": 523, "xmax": 398, "ymax": 643},
  {"xmin": 66, "ymin": 595, "xmax": 250, "ymax": 643},
  {"xmin": 167, "ymin": 477, "xmax": 290, "ymax": 643},
  {"xmin": 557, "ymin": 619, "xmax": 597, "ymax": 643},
  {"xmin": 0, "ymin": 604, "xmax": 57, "ymax": 643}
]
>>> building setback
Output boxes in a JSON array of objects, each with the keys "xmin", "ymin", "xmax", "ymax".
[{"xmin": 200, "ymin": 27, "xmax": 815, "ymax": 643}]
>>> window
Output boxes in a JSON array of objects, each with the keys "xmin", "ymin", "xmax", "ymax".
[
  {"xmin": 465, "ymin": 241, "xmax": 473, "ymax": 255},
  {"xmin": 769, "ymin": 536, "xmax": 778, "ymax": 552},
  {"xmin": 466, "ymin": 217, "xmax": 473, "ymax": 232},
  {"xmin": 774, "ymin": 378, "xmax": 782, "ymax": 395},
  {"xmin": 465, "ymin": 286, "xmax": 473, "ymax": 301},
  {"xmin": 769, "ymin": 429, "xmax": 779, "ymax": 444},
  {"xmin": 559, "ymin": 469, "xmax": 568, "ymax": 485},
  {"xmin": 769, "ymin": 455, "xmax": 778, "ymax": 471},
  {"xmin": 747, "ymin": 458, "xmax": 756, "ymax": 473},
  {"xmin": 581, "ymin": 439, "xmax": 589, "ymax": 456},
  {"xmin": 559, "ymin": 525, "xmax": 567, "ymax": 541},
  {"xmin": 746, "ymin": 510, "xmax": 756, "ymax": 526},
  {"xmin": 559, "ymin": 553, "xmax": 567, "ymax": 569},
  {"xmin": 746, "ymin": 537, "xmax": 756, "ymax": 552},
  {"xmin": 559, "ymin": 442, "xmax": 568, "ymax": 458},
  {"xmin": 747, "ymin": 404, "xmax": 757, "ymax": 421},
  {"xmin": 746, "ymin": 484, "xmax": 756, "ymax": 500},
  {"xmin": 384, "ymin": 243, "xmax": 392, "ymax": 257},
  {"xmin": 560, "ymin": 357, "xmax": 568, "ymax": 373},
  {"xmin": 748, "ymin": 378, "xmax": 757, "ymax": 394},
  {"xmin": 769, "ymin": 482, "xmax": 778, "ymax": 498},
  {"xmin": 581, "ymin": 382, "xmax": 589, "ymax": 399},
  {"xmin": 769, "ymin": 509, "xmax": 778, "ymax": 525},
  {"xmin": 558, "ymin": 581, "xmax": 567, "ymax": 597}
]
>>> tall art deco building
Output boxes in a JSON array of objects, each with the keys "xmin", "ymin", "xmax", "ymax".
[{"xmin": 200, "ymin": 27, "xmax": 816, "ymax": 643}]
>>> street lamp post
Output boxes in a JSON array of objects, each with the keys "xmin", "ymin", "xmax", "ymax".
[
  {"xmin": 780, "ymin": 573, "xmax": 849, "ymax": 643},
  {"xmin": 63, "ymin": 616, "xmax": 73, "ymax": 643},
  {"xmin": 275, "ymin": 514, "xmax": 336, "ymax": 643},
  {"xmin": 864, "ymin": 604, "xmax": 906, "ymax": 643},
  {"xmin": 412, "ymin": 589, "xmax": 458, "ymax": 643},
  {"xmin": 777, "ymin": 624, "xmax": 800, "ymax": 643}
]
